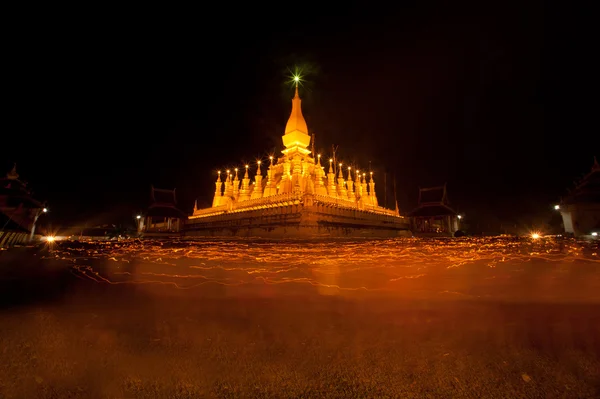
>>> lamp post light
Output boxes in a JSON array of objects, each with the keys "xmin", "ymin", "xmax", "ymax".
[
  {"xmin": 136, "ymin": 214, "xmax": 143, "ymax": 234},
  {"xmin": 29, "ymin": 206, "xmax": 48, "ymax": 242}
]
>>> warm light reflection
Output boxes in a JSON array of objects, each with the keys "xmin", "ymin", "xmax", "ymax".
[
  {"xmin": 52, "ymin": 237, "xmax": 599, "ymax": 301},
  {"xmin": 531, "ymin": 232, "xmax": 541, "ymax": 239}
]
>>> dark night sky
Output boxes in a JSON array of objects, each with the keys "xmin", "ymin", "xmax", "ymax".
[{"xmin": 4, "ymin": 2, "xmax": 593, "ymax": 228}]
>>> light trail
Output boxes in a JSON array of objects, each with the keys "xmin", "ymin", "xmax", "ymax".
[{"xmin": 48, "ymin": 237, "xmax": 600, "ymax": 300}]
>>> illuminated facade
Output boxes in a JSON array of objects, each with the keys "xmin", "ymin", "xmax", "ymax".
[{"xmin": 186, "ymin": 83, "xmax": 410, "ymax": 237}]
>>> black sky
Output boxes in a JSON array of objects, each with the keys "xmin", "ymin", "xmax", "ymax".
[{"xmin": 4, "ymin": 1, "xmax": 592, "ymax": 228}]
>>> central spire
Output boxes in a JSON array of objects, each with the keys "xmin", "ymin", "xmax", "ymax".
[
  {"xmin": 282, "ymin": 80, "xmax": 311, "ymax": 155},
  {"xmin": 284, "ymin": 82, "xmax": 308, "ymax": 136}
]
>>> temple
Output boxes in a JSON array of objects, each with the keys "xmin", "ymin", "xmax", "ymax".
[
  {"xmin": 408, "ymin": 184, "xmax": 461, "ymax": 237},
  {"xmin": 140, "ymin": 186, "xmax": 186, "ymax": 236},
  {"xmin": 185, "ymin": 81, "xmax": 410, "ymax": 238}
]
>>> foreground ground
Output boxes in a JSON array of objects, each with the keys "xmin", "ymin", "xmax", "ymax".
[{"xmin": 0, "ymin": 239, "xmax": 599, "ymax": 398}]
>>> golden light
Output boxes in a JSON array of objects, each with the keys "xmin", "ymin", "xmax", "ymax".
[
  {"xmin": 339, "ymin": 163, "xmax": 342, "ymax": 167},
  {"xmin": 329, "ymin": 159, "xmax": 333, "ymax": 163},
  {"xmin": 348, "ymin": 166, "xmax": 351, "ymax": 170},
  {"xmin": 45, "ymin": 236, "xmax": 55, "ymax": 243},
  {"xmin": 531, "ymin": 232, "xmax": 541, "ymax": 239},
  {"xmin": 293, "ymin": 75, "xmax": 300, "ymax": 83},
  {"xmin": 226, "ymin": 169, "xmax": 230, "ymax": 173},
  {"xmin": 245, "ymin": 165, "xmax": 249, "ymax": 169},
  {"xmin": 234, "ymin": 168, "xmax": 238, "ymax": 172},
  {"xmin": 257, "ymin": 161, "xmax": 261, "ymax": 165},
  {"xmin": 269, "ymin": 156, "xmax": 273, "ymax": 160}
]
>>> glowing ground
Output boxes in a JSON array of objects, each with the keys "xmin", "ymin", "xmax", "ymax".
[{"xmin": 1, "ymin": 237, "xmax": 599, "ymax": 398}]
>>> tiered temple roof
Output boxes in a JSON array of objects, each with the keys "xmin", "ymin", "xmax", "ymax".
[
  {"xmin": 0, "ymin": 164, "xmax": 44, "ymax": 209},
  {"xmin": 408, "ymin": 184, "xmax": 457, "ymax": 217},
  {"xmin": 191, "ymin": 81, "xmax": 399, "ymax": 219},
  {"xmin": 147, "ymin": 186, "xmax": 186, "ymax": 218}
]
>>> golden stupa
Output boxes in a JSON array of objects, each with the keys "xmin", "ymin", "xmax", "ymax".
[{"xmin": 186, "ymin": 78, "xmax": 410, "ymax": 238}]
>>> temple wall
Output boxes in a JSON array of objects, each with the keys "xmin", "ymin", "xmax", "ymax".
[{"xmin": 184, "ymin": 203, "xmax": 410, "ymax": 238}]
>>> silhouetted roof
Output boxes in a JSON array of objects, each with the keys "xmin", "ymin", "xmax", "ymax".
[
  {"xmin": 0, "ymin": 165, "xmax": 44, "ymax": 210},
  {"xmin": 0, "ymin": 212, "xmax": 29, "ymax": 232},
  {"xmin": 562, "ymin": 158, "xmax": 600, "ymax": 205},
  {"xmin": 146, "ymin": 186, "xmax": 185, "ymax": 218},
  {"xmin": 418, "ymin": 184, "xmax": 451, "ymax": 206},
  {"xmin": 409, "ymin": 204, "xmax": 457, "ymax": 217},
  {"xmin": 146, "ymin": 206, "xmax": 186, "ymax": 218},
  {"xmin": 151, "ymin": 187, "xmax": 177, "ymax": 206},
  {"xmin": 419, "ymin": 187, "xmax": 444, "ymax": 204}
]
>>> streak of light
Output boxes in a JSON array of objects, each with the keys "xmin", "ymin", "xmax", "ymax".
[{"xmin": 45, "ymin": 237, "xmax": 600, "ymax": 298}]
